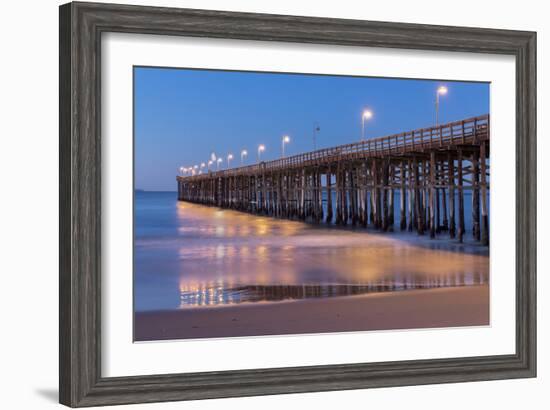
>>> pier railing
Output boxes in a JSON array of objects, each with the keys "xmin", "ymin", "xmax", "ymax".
[{"xmin": 179, "ymin": 114, "xmax": 489, "ymax": 181}]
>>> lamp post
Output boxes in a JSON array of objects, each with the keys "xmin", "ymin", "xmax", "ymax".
[
  {"xmin": 257, "ymin": 144, "xmax": 265, "ymax": 162},
  {"xmin": 227, "ymin": 153, "xmax": 233, "ymax": 168},
  {"xmin": 313, "ymin": 123, "xmax": 320, "ymax": 150},
  {"xmin": 217, "ymin": 158, "xmax": 222, "ymax": 170},
  {"xmin": 281, "ymin": 135, "xmax": 290, "ymax": 158},
  {"xmin": 210, "ymin": 152, "xmax": 217, "ymax": 169},
  {"xmin": 207, "ymin": 160, "xmax": 213, "ymax": 171},
  {"xmin": 435, "ymin": 85, "xmax": 448, "ymax": 127},
  {"xmin": 241, "ymin": 149, "xmax": 248, "ymax": 165},
  {"xmin": 179, "ymin": 167, "xmax": 185, "ymax": 175},
  {"xmin": 362, "ymin": 109, "xmax": 373, "ymax": 141}
]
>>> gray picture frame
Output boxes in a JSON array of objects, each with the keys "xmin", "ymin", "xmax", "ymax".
[{"xmin": 59, "ymin": 1, "xmax": 537, "ymax": 407}]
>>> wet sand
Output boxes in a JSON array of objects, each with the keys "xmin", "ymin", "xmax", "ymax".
[{"xmin": 135, "ymin": 284, "xmax": 489, "ymax": 341}]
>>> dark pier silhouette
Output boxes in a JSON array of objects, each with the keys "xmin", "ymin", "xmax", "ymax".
[{"xmin": 177, "ymin": 114, "xmax": 490, "ymax": 245}]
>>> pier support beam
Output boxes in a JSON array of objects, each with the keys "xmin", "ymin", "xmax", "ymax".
[
  {"xmin": 350, "ymin": 166, "xmax": 358, "ymax": 226},
  {"xmin": 400, "ymin": 160, "xmax": 407, "ymax": 230},
  {"xmin": 407, "ymin": 159, "xmax": 414, "ymax": 232},
  {"xmin": 300, "ymin": 169, "xmax": 306, "ymax": 220},
  {"xmin": 362, "ymin": 162, "xmax": 369, "ymax": 228},
  {"xmin": 448, "ymin": 154, "xmax": 456, "ymax": 238},
  {"xmin": 414, "ymin": 157, "xmax": 424, "ymax": 235},
  {"xmin": 388, "ymin": 163, "xmax": 394, "ymax": 232},
  {"xmin": 429, "ymin": 152, "xmax": 436, "ymax": 238},
  {"xmin": 335, "ymin": 165, "xmax": 342, "ymax": 225},
  {"xmin": 480, "ymin": 142, "xmax": 489, "ymax": 246},
  {"xmin": 373, "ymin": 159, "xmax": 381, "ymax": 229},
  {"xmin": 326, "ymin": 168, "xmax": 333, "ymax": 224},
  {"xmin": 441, "ymin": 172, "xmax": 449, "ymax": 232},
  {"xmin": 342, "ymin": 168, "xmax": 348, "ymax": 225},
  {"xmin": 472, "ymin": 153, "xmax": 481, "ymax": 241},
  {"xmin": 457, "ymin": 150, "xmax": 465, "ymax": 243}
]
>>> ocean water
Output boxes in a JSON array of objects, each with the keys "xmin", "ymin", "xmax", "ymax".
[{"xmin": 134, "ymin": 191, "xmax": 489, "ymax": 312}]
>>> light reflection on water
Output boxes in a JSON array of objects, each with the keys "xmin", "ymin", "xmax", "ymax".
[
  {"xmin": 179, "ymin": 274, "xmax": 487, "ymax": 308},
  {"xmin": 134, "ymin": 192, "xmax": 489, "ymax": 312}
]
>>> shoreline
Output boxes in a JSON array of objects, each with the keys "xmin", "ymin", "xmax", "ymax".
[{"xmin": 135, "ymin": 284, "xmax": 489, "ymax": 341}]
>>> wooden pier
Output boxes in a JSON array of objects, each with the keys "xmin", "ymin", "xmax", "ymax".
[{"xmin": 177, "ymin": 114, "xmax": 490, "ymax": 245}]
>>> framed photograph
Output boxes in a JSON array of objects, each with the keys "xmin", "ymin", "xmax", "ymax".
[{"xmin": 59, "ymin": 1, "xmax": 536, "ymax": 407}]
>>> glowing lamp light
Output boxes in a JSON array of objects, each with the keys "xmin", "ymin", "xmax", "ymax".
[{"xmin": 363, "ymin": 109, "xmax": 373, "ymax": 120}]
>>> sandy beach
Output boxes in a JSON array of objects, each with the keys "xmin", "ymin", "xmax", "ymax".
[{"xmin": 135, "ymin": 284, "xmax": 489, "ymax": 341}]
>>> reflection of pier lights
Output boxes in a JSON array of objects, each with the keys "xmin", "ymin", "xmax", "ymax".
[
  {"xmin": 180, "ymin": 283, "xmax": 231, "ymax": 308},
  {"xmin": 178, "ymin": 277, "xmax": 482, "ymax": 308}
]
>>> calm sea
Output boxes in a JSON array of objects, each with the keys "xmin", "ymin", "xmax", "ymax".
[{"xmin": 134, "ymin": 191, "xmax": 489, "ymax": 312}]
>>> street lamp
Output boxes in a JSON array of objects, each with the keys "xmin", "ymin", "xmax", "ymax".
[
  {"xmin": 227, "ymin": 153, "xmax": 233, "ymax": 168},
  {"xmin": 313, "ymin": 122, "xmax": 320, "ymax": 150},
  {"xmin": 179, "ymin": 166, "xmax": 185, "ymax": 175},
  {"xmin": 257, "ymin": 144, "xmax": 265, "ymax": 162},
  {"xmin": 241, "ymin": 149, "xmax": 248, "ymax": 165},
  {"xmin": 281, "ymin": 135, "xmax": 290, "ymax": 158},
  {"xmin": 362, "ymin": 109, "xmax": 373, "ymax": 141},
  {"xmin": 207, "ymin": 160, "xmax": 213, "ymax": 171},
  {"xmin": 435, "ymin": 85, "xmax": 448, "ymax": 127},
  {"xmin": 217, "ymin": 158, "xmax": 223, "ymax": 170}
]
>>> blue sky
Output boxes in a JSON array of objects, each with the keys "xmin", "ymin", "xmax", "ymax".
[{"xmin": 134, "ymin": 67, "xmax": 489, "ymax": 191}]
